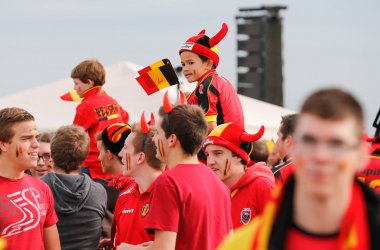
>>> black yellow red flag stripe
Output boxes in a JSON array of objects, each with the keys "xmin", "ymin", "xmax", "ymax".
[{"xmin": 136, "ymin": 59, "xmax": 180, "ymax": 95}]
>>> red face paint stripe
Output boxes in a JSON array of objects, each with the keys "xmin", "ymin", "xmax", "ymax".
[{"xmin": 158, "ymin": 139, "xmax": 165, "ymax": 158}]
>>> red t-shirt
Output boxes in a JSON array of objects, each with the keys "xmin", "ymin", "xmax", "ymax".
[
  {"xmin": 73, "ymin": 86, "xmax": 129, "ymax": 180},
  {"xmin": 0, "ymin": 174, "xmax": 58, "ymax": 250},
  {"xmin": 357, "ymin": 155, "xmax": 380, "ymax": 194},
  {"xmin": 285, "ymin": 226, "xmax": 339, "ymax": 250},
  {"xmin": 187, "ymin": 70, "xmax": 245, "ymax": 130},
  {"xmin": 145, "ymin": 164, "xmax": 232, "ymax": 250},
  {"xmin": 113, "ymin": 182, "xmax": 154, "ymax": 247},
  {"xmin": 230, "ymin": 163, "xmax": 275, "ymax": 229}
]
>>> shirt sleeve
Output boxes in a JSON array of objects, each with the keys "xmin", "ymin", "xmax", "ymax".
[
  {"xmin": 145, "ymin": 175, "xmax": 180, "ymax": 233},
  {"xmin": 43, "ymin": 184, "xmax": 58, "ymax": 228}
]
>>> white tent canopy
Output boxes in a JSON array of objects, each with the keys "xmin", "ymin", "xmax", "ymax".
[{"xmin": 0, "ymin": 61, "xmax": 295, "ymax": 139}]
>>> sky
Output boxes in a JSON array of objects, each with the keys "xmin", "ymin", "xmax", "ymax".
[{"xmin": 0, "ymin": 0, "xmax": 379, "ymax": 134}]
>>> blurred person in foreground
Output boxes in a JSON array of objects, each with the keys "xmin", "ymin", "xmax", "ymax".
[{"xmin": 218, "ymin": 88, "xmax": 380, "ymax": 250}]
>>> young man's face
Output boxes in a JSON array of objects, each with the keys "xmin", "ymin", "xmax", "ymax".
[
  {"xmin": 97, "ymin": 140, "xmax": 112, "ymax": 174},
  {"xmin": 152, "ymin": 118, "xmax": 167, "ymax": 163},
  {"xmin": 273, "ymin": 126, "xmax": 290, "ymax": 161},
  {"xmin": 0, "ymin": 120, "xmax": 40, "ymax": 172},
  {"xmin": 204, "ymin": 144, "xmax": 240, "ymax": 181},
  {"xmin": 73, "ymin": 78, "xmax": 93, "ymax": 98},
  {"xmin": 30, "ymin": 142, "xmax": 52, "ymax": 178},
  {"xmin": 119, "ymin": 132, "xmax": 139, "ymax": 177},
  {"xmin": 292, "ymin": 114, "xmax": 367, "ymax": 199},
  {"xmin": 180, "ymin": 51, "xmax": 212, "ymax": 83}
]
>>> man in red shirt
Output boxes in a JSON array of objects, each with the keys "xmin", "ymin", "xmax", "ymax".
[
  {"xmin": 111, "ymin": 119, "xmax": 163, "ymax": 248},
  {"xmin": 203, "ymin": 122, "xmax": 274, "ymax": 229},
  {"xmin": 218, "ymin": 88, "xmax": 380, "ymax": 250},
  {"xmin": 71, "ymin": 59, "xmax": 129, "ymax": 180},
  {"xmin": 0, "ymin": 107, "xmax": 60, "ymax": 250},
  {"xmin": 271, "ymin": 114, "xmax": 298, "ymax": 184},
  {"xmin": 118, "ymin": 95, "xmax": 232, "ymax": 250}
]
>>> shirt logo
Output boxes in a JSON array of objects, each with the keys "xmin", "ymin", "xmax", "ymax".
[
  {"xmin": 1, "ymin": 188, "xmax": 44, "ymax": 237},
  {"xmin": 241, "ymin": 208, "xmax": 252, "ymax": 225},
  {"xmin": 122, "ymin": 209, "xmax": 134, "ymax": 214},
  {"xmin": 141, "ymin": 203, "xmax": 150, "ymax": 218},
  {"xmin": 198, "ymin": 84, "xmax": 204, "ymax": 94}
]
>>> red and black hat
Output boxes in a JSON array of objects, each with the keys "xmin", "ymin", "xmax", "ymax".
[
  {"xmin": 179, "ymin": 23, "xmax": 228, "ymax": 68},
  {"xmin": 203, "ymin": 122, "xmax": 265, "ymax": 165},
  {"xmin": 101, "ymin": 123, "xmax": 132, "ymax": 156}
]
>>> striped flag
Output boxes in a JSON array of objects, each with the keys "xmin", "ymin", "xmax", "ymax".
[
  {"xmin": 60, "ymin": 89, "xmax": 83, "ymax": 102},
  {"xmin": 136, "ymin": 59, "xmax": 180, "ymax": 95}
]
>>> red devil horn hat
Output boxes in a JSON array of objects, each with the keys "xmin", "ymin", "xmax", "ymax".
[
  {"xmin": 163, "ymin": 90, "xmax": 187, "ymax": 114},
  {"xmin": 209, "ymin": 23, "xmax": 228, "ymax": 47},
  {"xmin": 141, "ymin": 112, "xmax": 149, "ymax": 134},
  {"xmin": 241, "ymin": 125, "xmax": 265, "ymax": 143}
]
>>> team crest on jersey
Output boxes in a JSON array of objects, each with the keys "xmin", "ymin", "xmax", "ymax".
[
  {"xmin": 141, "ymin": 203, "xmax": 150, "ymax": 217},
  {"xmin": 241, "ymin": 208, "xmax": 252, "ymax": 225},
  {"xmin": 198, "ymin": 84, "xmax": 204, "ymax": 94}
]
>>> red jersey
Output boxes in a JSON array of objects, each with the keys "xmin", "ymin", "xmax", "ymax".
[
  {"xmin": 357, "ymin": 155, "xmax": 380, "ymax": 194},
  {"xmin": 146, "ymin": 164, "xmax": 232, "ymax": 250},
  {"xmin": 187, "ymin": 69, "xmax": 244, "ymax": 129},
  {"xmin": 230, "ymin": 162, "xmax": 275, "ymax": 229},
  {"xmin": 0, "ymin": 174, "xmax": 58, "ymax": 250},
  {"xmin": 113, "ymin": 182, "xmax": 154, "ymax": 247},
  {"xmin": 73, "ymin": 86, "xmax": 129, "ymax": 180},
  {"xmin": 285, "ymin": 226, "xmax": 339, "ymax": 250},
  {"xmin": 272, "ymin": 160, "xmax": 295, "ymax": 185}
]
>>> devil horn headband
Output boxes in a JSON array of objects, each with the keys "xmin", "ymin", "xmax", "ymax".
[{"xmin": 163, "ymin": 90, "xmax": 187, "ymax": 113}]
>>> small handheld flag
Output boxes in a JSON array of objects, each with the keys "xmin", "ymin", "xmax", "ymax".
[
  {"xmin": 136, "ymin": 59, "xmax": 180, "ymax": 95},
  {"xmin": 60, "ymin": 89, "xmax": 83, "ymax": 102}
]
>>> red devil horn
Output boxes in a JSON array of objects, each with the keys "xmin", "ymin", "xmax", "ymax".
[
  {"xmin": 150, "ymin": 112, "xmax": 156, "ymax": 126},
  {"xmin": 163, "ymin": 91, "xmax": 174, "ymax": 113},
  {"xmin": 141, "ymin": 112, "xmax": 149, "ymax": 134},
  {"xmin": 241, "ymin": 125, "xmax": 265, "ymax": 142},
  {"xmin": 179, "ymin": 90, "xmax": 187, "ymax": 105},
  {"xmin": 198, "ymin": 29, "xmax": 206, "ymax": 35},
  {"xmin": 209, "ymin": 23, "xmax": 228, "ymax": 47}
]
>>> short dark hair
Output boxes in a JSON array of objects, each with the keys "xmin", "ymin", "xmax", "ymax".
[
  {"xmin": 51, "ymin": 125, "xmax": 89, "ymax": 173},
  {"xmin": 300, "ymin": 88, "xmax": 364, "ymax": 138},
  {"xmin": 158, "ymin": 104, "xmax": 208, "ymax": 155},
  {"xmin": 71, "ymin": 59, "xmax": 106, "ymax": 86},
  {"xmin": 279, "ymin": 114, "xmax": 298, "ymax": 140},
  {"xmin": 249, "ymin": 140, "xmax": 269, "ymax": 163},
  {"xmin": 38, "ymin": 132, "xmax": 54, "ymax": 143}
]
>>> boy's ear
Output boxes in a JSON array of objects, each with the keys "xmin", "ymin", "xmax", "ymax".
[
  {"xmin": 87, "ymin": 79, "xmax": 95, "ymax": 87},
  {"xmin": 206, "ymin": 59, "xmax": 214, "ymax": 69},
  {"xmin": 0, "ymin": 141, "xmax": 8, "ymax": 152}
]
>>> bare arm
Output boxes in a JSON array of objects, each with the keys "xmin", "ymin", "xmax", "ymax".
[{"xmin": 44, "ymin": 224, "xmax": 61, "ymax": 250}]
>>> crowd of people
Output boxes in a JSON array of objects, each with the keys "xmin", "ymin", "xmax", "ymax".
[{"xmin": 0, "ymin": 22, "xmax": 379, "ymax": 250}]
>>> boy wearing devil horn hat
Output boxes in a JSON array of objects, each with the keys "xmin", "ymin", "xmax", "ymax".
[
  {"xmin": 203, "ymin": 122, "xmax": 275, "ymax": 229},
  {"xmin": 179, "ymin": 23, "xmax": 245, "ymax": 133}
]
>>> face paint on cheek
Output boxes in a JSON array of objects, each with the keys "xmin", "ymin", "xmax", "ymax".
[
  {"xmin": 158, "ymin": 139, "xmax": 165, "ymax": 158},
  {"xmin": 16, "ymin": 146, "xmax": 23, "ymax": 157},
  {"xmin": 126, "ymin": 153, "xmax": 131, "ymax": 172},
  {"xmin": 223, "ymin": 159, "xmax": 231, "ymax": 176},
  {"xmin": 294, "ymin": 156, "xmax": 305, "ymax": 170},
  {"xmin": 339, "ymin": 160, "xmax": 349, "ymax": 172}
]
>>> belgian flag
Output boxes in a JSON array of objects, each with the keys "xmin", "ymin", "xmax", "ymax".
[
  {"xmin": 60, "ymin": 89, "xmax": 83, "ymax": 102},
  {"xmin": 136, "ymin": 59, "xmax": 180, "ymax": 95}
]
